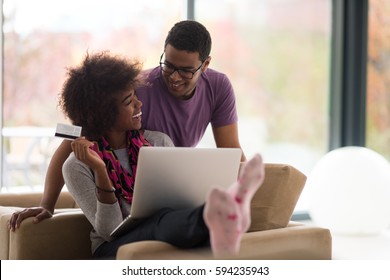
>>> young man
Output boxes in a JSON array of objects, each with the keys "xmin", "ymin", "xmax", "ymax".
[
  {"xmin": 8, "ymin": 20, "xmax": 247, "ymax": 229},
  {"xmin": 138, "ymin": 20, "xmax": 245, "ymax": 154}
]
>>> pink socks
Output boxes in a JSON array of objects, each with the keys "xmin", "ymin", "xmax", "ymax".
[{"xmin": 204, "ymin": 153, "xmax": 264, "ymax": 258}]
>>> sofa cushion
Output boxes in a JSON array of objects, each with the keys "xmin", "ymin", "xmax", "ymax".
[
  {"xmin": 248, "ymin": 163, "xmax": 306, "ymax": 232},
  {"xmin": 116, "ymin": 222, "xmax": 332, "ymax": 260}
]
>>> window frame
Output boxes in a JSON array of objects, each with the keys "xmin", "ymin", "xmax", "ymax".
[{"xmin": 329, "ymin": 0, "xmax": 368, "ymax": 149}]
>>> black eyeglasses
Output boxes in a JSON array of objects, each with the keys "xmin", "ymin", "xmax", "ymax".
[{"xmin": 159, "ymin": 53, "xmax": 204, "ymax": 79}]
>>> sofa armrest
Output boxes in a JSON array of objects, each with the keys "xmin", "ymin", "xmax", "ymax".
[
  {"xmin": 1, "ymin": 209, "xmax": 92, "ymax": 260},
  {"xmin": 116, "ymin": 223, "xmax": 332, "ymax": 260}
]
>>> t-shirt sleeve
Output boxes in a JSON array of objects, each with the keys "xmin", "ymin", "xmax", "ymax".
[{"xmin": 210, "ymin": 73, "xmax": 238, "ymax": 128}]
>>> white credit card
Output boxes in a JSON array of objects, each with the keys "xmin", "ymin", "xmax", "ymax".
[{"xmin": 54, "ymin": 123, "xmax": 82, "ymax": 140}]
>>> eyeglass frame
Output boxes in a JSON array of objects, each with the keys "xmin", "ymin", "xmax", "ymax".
[{"xmin": 159, "ymin": 53, "xmax": 205, "ymax": 79}]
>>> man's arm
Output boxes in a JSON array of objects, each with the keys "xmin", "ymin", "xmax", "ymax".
[
  {"xmin": 8, "ymin": 140, "xmax": 72, "ymax": 231},
  {"xmin": 212, "ymin": 123, "xmax": 247, "ymax": 162}
]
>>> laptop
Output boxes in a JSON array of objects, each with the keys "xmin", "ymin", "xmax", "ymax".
[{"xmin": 110, "ymin": 147, "xmax": 242, "ymax": 237}]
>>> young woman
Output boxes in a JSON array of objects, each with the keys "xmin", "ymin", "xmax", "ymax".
[{"xmin": 12, "ymin": 51, "xmax": 264, "ymax": 259}]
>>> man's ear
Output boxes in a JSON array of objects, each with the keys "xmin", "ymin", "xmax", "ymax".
[{"xmin": 202, "ymin": 56, "xmax": 211, "ymax": 72}]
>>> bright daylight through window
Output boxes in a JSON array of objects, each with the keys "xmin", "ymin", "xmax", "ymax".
[{"xmin": 1, "ymin": 0, "xmax": 333, "ymax": 214}]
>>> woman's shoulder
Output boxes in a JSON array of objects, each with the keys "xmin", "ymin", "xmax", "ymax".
[{"xmin": 143, "ymin": 130, "xmax": 175, "ymax": 147}]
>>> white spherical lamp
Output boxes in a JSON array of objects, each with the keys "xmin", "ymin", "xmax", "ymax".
[{"xmin": 308, "ymin": 146, "xmax": 390, "ymax": 235}]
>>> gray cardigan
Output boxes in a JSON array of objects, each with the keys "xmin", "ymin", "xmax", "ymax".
[{"xmin": 62, "ymin": 130, "xmax": 174, "ymax": 254}]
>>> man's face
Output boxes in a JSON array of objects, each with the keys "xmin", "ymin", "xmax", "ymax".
[{"xmin": 160, "ymin": 44, "xmax": 209, "ymax": 100}]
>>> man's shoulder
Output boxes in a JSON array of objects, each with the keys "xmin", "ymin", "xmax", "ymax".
[
  {"xmin": 199, "ymin": 68, "xmax": 233, "ymax": 94},
  {"xmin": 201, "ymin": 68, "xmax": 230, "ymax": 84},
  {"xmin": 142, "ymin": 66, "xmax": 160, "ymax": 82},
  {"xmin": 203, "ymin": 67, "xmax": 226, "ymax": 77},
  {"xmin": 138, "ymin": 67, "xmax": 162, "ymax": 96}
]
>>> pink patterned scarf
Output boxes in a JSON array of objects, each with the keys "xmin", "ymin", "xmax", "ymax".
[{"xmin": 91, "ymin": 130, "xmax": 151, "ymax": 204}]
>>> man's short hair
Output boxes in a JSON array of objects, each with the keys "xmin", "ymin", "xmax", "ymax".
[{"xmin": 164, "ymin": 20, "xmax": 212, "ymax": 61}]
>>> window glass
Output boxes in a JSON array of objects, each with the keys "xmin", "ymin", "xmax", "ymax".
[
  {"xmin": 366, "ymin": 0, "xmax": 390, "ymax": 160},
  {"xmin": 195, "ymin": 0, "xmax": 331, "ymax": 211},
  {"xmin": 1, "ymin": 0, "xmax": 183, "ymax": 190},
  {"xmin": 1, "ymin": 0, "xmax": 332, "ymax": 213}
]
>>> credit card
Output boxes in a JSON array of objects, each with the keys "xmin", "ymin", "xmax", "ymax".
[{"xmin": 54, "ymin": 123, "xmax": 82, "ymax": 140}]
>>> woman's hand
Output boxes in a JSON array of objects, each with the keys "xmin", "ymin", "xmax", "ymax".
[
  {"xmin": 71, "ymin": 137, "xmax": 105, "ymax": 171},
  {"xmin": 8, "ymin": 207, "xmax": 53, "ymax": 231},
  {"xmin": 72, "ymin": 137, "xmax": 116, "ymax": 204}
]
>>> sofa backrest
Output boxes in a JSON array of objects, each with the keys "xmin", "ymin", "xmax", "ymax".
[{"xmin": 0, "ymin": 191, "xmax": 78, "ymax": 209}]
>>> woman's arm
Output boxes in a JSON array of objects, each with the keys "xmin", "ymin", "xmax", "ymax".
[{"xmin": 63, "ymin": 139, "xmax": 122, "ymax": 240}]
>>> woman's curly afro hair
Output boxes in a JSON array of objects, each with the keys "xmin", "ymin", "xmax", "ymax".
[{"xmin": 58, "ymin": 51, "xmax": 143, "ymax": 139}]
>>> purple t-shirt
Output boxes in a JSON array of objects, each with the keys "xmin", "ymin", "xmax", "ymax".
[{"xmin": 137, "ymin": 67, "xmax": 238, "ymax": 147}]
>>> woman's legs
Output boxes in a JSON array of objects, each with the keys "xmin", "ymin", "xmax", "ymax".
[
  {"xmin": 93, "ymin": 206, "xmax": 209, "ymax": 259},
  {"xmin": 204, "ymin": 153, "xmax": 264, "ymax": 257}
]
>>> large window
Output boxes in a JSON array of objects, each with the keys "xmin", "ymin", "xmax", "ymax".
[{"xmin": 1, "ymin": 0, "xmax": 333, "ymax": 214}]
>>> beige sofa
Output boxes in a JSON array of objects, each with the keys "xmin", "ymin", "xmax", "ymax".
[{"xmin": 0, "ymin": 163, "xmax": 332, "ymax": 260}]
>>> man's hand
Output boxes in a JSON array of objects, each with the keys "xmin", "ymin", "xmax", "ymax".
[{"xmin": 7, "ymin": 207, "xmax": 53, "ymax": 231}]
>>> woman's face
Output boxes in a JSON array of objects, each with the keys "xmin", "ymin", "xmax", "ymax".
[{"xmin": 113, "ymin": 88, "xmax": 143, "ymax": 131}]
